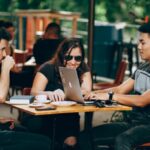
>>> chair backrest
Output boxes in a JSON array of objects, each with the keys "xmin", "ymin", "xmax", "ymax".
[
  {"xmin": 18, "ymin": 87, "xmax": 32, "ymax": 122},
  {"xmin": 34, "ymin": 64, "xmax": 40, "ymax": 74},
  {"xmin": 13, "ymin": 51, "xmax": 28, "ymax": 64},
  {"xmin": 22, "ymin": 87, "xmax": 31, "ymax": 95},
  {"xmin": 114, "ymin": 60, "xmax": 127, "ymax": 85}
]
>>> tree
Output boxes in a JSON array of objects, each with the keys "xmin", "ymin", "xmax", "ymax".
[{"xmin": 1, "ymin": 0, "xmax": 149, "ymax": 23}]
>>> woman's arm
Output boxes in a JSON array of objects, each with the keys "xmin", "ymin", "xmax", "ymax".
[
  {"xmin": 80, "ymin": 71, "xmax": 92, "ymax": 95},
  {"xmin": 31, "ymin": 72, "xmax": 65, "ymax": 101},
  {"xmin": 31, "ymin": 72, "xmax": 48, "ymax": 95}
]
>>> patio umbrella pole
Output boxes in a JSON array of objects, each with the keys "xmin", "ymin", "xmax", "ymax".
[{"xmin": 87, "ymin": 0, "xmax": 95, "ymax": 71}]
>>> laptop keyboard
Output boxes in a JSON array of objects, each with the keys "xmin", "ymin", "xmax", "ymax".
[
  {"xmin": 84, "ymin": 100, "xmax": 95, "ymax": 106},
  {"xmin": 84, "ymin": 99, "xmax": 118, "ymax": 107}
]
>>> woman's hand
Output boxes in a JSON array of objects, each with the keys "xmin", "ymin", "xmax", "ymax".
[{"xmin": 47, "ymin": 89, "xmax": 65, "ymax": 101}]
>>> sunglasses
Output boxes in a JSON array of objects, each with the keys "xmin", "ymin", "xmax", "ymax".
[{"xmin": 64, "ymin": 55, "xmax": 82, "ymax": 62}]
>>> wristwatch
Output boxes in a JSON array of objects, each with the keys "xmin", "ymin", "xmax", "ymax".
[{"xmin": 108, "ymin": 91, "xmax": 114, "ymax": 101}]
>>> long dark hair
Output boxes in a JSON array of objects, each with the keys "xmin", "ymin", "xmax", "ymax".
[{"xmin": 50, "ymin": 38, "xmax": 86, "ymax": 77}]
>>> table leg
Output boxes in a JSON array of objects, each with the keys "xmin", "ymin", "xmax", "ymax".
[
  {"xmin": 84, "ymin": 112, "xmax": 95, "ymax": 150},
  {"xmin": 51, "ymin": 117, "xmax": 56, "ymax": 150}
]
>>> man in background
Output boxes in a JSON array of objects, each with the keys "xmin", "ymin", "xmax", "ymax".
[{"xmin": 33, "ymin": 22, "xmax": 63, "ymax": 65}]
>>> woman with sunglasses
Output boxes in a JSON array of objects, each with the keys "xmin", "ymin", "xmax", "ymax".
[{"xmin": 21, "ymin": 38, "xmax": 92, "ymax": 150}]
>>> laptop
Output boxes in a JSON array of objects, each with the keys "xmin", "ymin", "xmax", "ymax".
[{"xmin": 59, "ymin": 67, "xmax": 94, "ymax": 105}]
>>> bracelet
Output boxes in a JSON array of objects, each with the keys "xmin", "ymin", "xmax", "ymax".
[{"xmin": 108, "ymin": 91, "xmax": 114, "ymax": 101}]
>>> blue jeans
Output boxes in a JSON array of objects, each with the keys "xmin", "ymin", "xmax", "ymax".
[{"xmin": 93, "ymin": 122, "xmax": 150, "ymax": 150}]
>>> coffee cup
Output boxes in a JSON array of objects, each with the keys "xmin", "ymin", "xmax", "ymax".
[{"xmin": 35, "ymin": 94, "xmax": 47, "ymax": 103}]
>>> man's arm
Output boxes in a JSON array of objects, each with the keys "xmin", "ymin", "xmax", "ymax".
[
  {"xmin": 94, "ymin": 78, "xmax": 134, "ymax": 94},
  {"xmin": 0, "ymin": 56, "xmax": 14, "ymax": 102},
  {"xmin": 92, "ymin": 78, "xmax": 150, "ymax": 107},
  {"xmin": 113, "ymin": 89, "xmax": 150, "ymax": 107}
]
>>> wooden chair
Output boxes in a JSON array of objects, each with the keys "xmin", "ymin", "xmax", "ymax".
[
  {"xmin": 135, "ymin": 143, "xmax": 150, "ymax": 149},
  {"xmin": 93, "ymin": 59, "xmax": 128, "ymax": 90},
  {"xmin": 13, "ymin": 50, "xmax": 28, "ymax": 66},
  {"xmin": 18, "ymin": 87, "xmax": 32, "ymax": 122},
  {"xmin": 22, "ymin": 87, "xmax": 31, "ymax": 95},
  {"xmin": 10, "ymin": 50, "xmax": 35, "ymax": 96}
]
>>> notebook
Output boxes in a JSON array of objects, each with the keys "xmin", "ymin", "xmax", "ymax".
[
  {"xmin": 9, "ymin": 95, "xmax": 34, "ymax": 104},
  {"xmin": 59, "ymin": 67, "xmax": 94, "ymax": 105}
]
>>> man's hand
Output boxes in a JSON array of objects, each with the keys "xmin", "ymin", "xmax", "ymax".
[
  {"xmin": 84, "ymin": 91, "xmax": 109, "ymax": 100},
  {"xmin": 84, "ymin": 91, "xmax": 99, "ymax": 100},
  {"xmin": 0, "ymin": 117, "xmax": 15, "ymax": 129},
  {"xmin": 2, "ymin": 56, "xmax": 15, "ymax": 71},
  {"xmin": 0, "ymin": 117, "xmax": 14, "ymax": 123},
  {"xmin": 11, "ymin": 64, "xmax": 23, "ymax": 73}
]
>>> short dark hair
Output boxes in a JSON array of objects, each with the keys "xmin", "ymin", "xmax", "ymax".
[
  {"xmin": 45, "ymin": 22, "xmax": 61, "ymax": 36},
  {"xmin": 0, "ymin": 20, "xmax": 5, "ymax": 28},
  {"xmin": 138, "ymin": 23, "xmax": 150, "ymax": 34},
  {"xmin": 3, "ymin": 21, "xmax": 14, "ymax": 29},
  {"xmin": 0, "ymin": 27, "xmax": 11, "ymax": 41}
]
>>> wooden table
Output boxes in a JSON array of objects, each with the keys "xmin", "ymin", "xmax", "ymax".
[
  {"xmin": 5, "ymin": 102, "xmax": 132, "ymax": 116},
  {"xmin": 5, "ymin": 102, "xmax": 132, "ymax": 150}
]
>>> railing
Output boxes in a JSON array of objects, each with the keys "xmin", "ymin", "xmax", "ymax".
[
  {"xmin": 0, "ymin": 11, "xmax": 139, "ymax": 50},
  {"xmin": 0, "ymin": 11, "xmax": 140, "ymax": 80}
]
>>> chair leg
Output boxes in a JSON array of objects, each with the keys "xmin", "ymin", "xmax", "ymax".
[
  {"xmin": 11, "ymin": 87, "xmax": 15, "ymax": 96},
  {"xmin": 84, "ymin": 112, "xmax": 95, "ymax": 150},
  {"xmin": 10, "ymin": 87, "xmax": 23, "ymax": 96}
]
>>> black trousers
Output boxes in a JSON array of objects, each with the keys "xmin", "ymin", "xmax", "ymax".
[
  {"xmin": 0, "ymin": 123, "xmax": 51, "ymax": 150},
  {"xmin": 21, "ymin": 113, "xmax": 80, "ymax": 142},
  {"xmin": 92, "ymin": 122, "xmax": 150, "ymax": 150},
  {"xmin": 21, "ymin": 113, "xmax": 80, "ymax": 150},
  {"xmin": 0, "ymin": 130, "xmax": 51, "ymax": 150}
]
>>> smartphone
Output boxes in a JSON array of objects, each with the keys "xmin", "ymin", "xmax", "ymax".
[{"xmin": 35, "ymin": 106, "xmax": 56, "ymax": 111}]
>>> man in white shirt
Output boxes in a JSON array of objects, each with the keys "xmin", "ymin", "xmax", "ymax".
[{"xmin": 0, "ymin": 28, "xmax": 51, "ymax": 150}]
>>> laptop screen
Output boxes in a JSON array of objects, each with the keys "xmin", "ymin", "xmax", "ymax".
[{"xmin": 59, "ymin": 67, "xmax": 85, "ymax": 103}]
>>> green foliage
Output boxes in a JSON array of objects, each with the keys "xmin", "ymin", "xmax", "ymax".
[
  {"xmin": 0, "ymin": 0, "xmax": 149, "ymax": 23},
  {"xmin": 0, "ymin": 0, "xmax": 12, "ymax": 11},
  {"xmin": 95, "ymin": 2, "xmax": 107, "ymax": 21}
]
